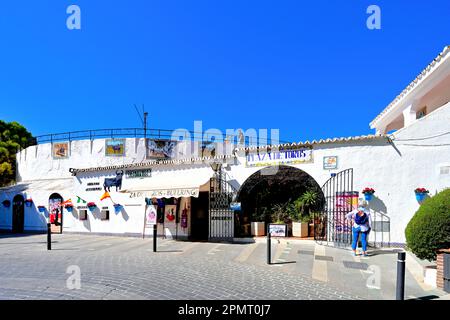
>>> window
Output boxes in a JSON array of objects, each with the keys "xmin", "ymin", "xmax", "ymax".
[
  {"xmin": 79, "ymin": 210, "xmax": 88, "ymax": 221},
  {"xmin": 101, "ymin": 209, "xmax": 110, "ymax": 221}
]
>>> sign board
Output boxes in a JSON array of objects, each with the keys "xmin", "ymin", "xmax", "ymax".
[
  {"xmin": 129, "ymin": 188, "xmax": 200, "ymax": 199},
  {"xmin": 126, "ymin": 169, "xmax": 152, "ymax": 179},
  {"xmin": 145, "ymin": 205, "xmax": 158, "ymax": 226},
  {"xmin": 230, "ymin": 202, "xmax": 241, "ymax": 211},
  {"xmin": 323, "ymin": 156, "xmax": 338, "ymax": 170},
  {"xmin": 246, "ymin": 147, "xmax": 313, "ymax": 167},
  {"xmin": 269, "ymin": 224, "xmax": 287, "ymax": 237}
]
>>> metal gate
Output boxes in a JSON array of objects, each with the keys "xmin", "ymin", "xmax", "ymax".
[
  {"xmin": 209, "ymin": 172, "xmax": 237, "ymax": 241},
  {"xmin": 314, "ymin": 169, "xmax": 355, "ymax": 247}
]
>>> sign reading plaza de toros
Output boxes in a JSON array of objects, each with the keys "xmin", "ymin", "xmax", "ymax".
[{"xmin": 245, "ymin": 147, "xmax": 313, "ymax": 167}]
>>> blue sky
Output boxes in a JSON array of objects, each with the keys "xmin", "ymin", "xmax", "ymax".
[{"xmin": 0, "ymin": 1, "xmax": 449, "ymax": 142}]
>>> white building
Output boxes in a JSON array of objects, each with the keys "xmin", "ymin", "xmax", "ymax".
[{"xmin": 1, "ymin": 46, "xmax": 449, "ymax": 246}]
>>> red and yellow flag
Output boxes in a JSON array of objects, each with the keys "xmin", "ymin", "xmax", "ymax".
[{"xmin": 100, "ymin": 192, "xmax": 111, "ymax": 201}]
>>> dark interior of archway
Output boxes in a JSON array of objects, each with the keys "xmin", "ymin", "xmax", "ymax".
[{"xmin": 236, "ymin": 166, "xmax": 325, "ymax": 237}]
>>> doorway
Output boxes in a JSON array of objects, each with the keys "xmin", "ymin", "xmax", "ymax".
[
  {"xmin": 190, "ymin": 192, "xmax": 209, "ymax": 241},
  {"xmin": 12, "ymin": 195, "xmax": 25, "ymax": 233}
]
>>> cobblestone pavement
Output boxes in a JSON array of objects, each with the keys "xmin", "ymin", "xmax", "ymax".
[{"xmin": 0, "ymin": 234, "xmax": 442, "ymax": 300}]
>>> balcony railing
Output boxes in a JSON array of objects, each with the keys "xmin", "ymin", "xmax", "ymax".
[{"xmin": 31, "ymin": 128, "xmax": 287, "ymax": 147}]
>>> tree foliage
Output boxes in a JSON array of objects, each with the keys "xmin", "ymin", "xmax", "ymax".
[
  {"xmin": 0, "ymin": 120, "xmax": 34, "ymax": 187},
  {"xmin": 405, "ymin": 189, "xmax": 450, "ymax": 261}
]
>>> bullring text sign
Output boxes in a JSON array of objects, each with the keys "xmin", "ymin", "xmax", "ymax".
[{"xmin": 246, "ymin": 147, "xmax": 313, "ymax": 167}]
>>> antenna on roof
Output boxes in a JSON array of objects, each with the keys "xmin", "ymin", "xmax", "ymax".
[{"xmin": 133, "ymin": 104, "xmax": 149, "ymax": 139}]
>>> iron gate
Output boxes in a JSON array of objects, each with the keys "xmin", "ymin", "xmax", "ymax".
[
  {"xmin": 314, "ymin": 169, "xmax": 355, "ymax": 247},
  {"xmin": 209, "ymin": 172, "xmax": 237, "ymax": 241}
]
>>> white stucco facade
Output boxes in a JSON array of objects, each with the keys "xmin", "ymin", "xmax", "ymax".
[{"xmin": 1, "ymin": 47, "xmax": 449, "ymax": 245}]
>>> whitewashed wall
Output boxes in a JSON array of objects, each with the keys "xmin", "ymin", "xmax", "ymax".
[{"xmin": 3, "ymin": 103, "xmax": 449, "ymax": 243}]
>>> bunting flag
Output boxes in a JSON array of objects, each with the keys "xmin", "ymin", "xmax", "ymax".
[
  {"xmin": 100, "ymin": 192, "xmax": 111, "ymax": 201},
  {"xmin": 77, "ymin": 196, "xmax": 87, "ymax": 204},
  {"xmin": 62, "ymin": 199, "xmax": 73, "ymax": 206}
]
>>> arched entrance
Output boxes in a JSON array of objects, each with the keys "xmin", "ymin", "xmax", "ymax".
[
  {"xmin": 236, "ymin": 165, "xmax": 325, "ymax": 237},
  {"xmin": 49, "ymin": 193, "xmax": 64, "ymax": 234},
  {"xmin": 12, "ymin": 195, "xmax": 25, "ymax": 233}
]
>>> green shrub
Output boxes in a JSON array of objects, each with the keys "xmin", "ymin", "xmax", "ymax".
[{"xmin": 405, "ymin": 188, "xmax": 450, "ymax": 261}]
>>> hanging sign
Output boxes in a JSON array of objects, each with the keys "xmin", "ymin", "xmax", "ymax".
[{"xmin": 246, "ymin": 147, "xmax": 313, "ymax": 167}]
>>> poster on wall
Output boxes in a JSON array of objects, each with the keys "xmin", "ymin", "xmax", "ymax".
[
  {"xmin": 323, "ymin": 156, "xmax": 338, "ymax": 170},
  {"xmin": 201, "ymin": 141, "xmax": 216, "ymax": 157},
  {"xmin": 105, "ymin": 139, "xmax": 125, "ymax": 157},
  {"xmin": 335, "ymin": 191, "xmax": 359, "ymax": 211},
  {"xmin": 146, "ymin": 139, "xmax": 177, "ymax": 159},
  {"xmin": 52, "ymin": 142, "xmax": 70, "ymax": 159}
]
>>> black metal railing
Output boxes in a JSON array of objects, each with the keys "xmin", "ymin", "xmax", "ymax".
[{"xmin": 31, "ymin": 128, "xmax": 288, "ymax": 146}]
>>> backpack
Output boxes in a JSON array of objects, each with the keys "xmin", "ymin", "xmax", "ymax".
[{"xmin": 355, "ymin": 212, "xmax": 368, "ymax": 225}]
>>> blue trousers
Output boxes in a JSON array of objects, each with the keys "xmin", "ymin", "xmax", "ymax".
[{"xmin": 352, "ymin": 227, "xmax": 368, "ymax": 252}]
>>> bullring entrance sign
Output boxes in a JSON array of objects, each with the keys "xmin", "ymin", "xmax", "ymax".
[{"xmin": 246, "ymin": 147, "xmax": 313, "ymax": 167}]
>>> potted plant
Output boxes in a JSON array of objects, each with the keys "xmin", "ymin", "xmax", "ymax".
[
  {"xmin": 289, "ymin": 201, "xmax": 309, "ymax": 238},
  {"xmin": 292, "ymin": 191, "xmax": 319, "ymax": 238},
  {"xmin": 87, "ymin": 202, "xmax": 97, "ymax": 212},
  {"xmin": 270, "ymin": 203, "xmax": 290, "ymax": 237},
  {"xmin": 2, "ymin": 200, "xmax": 11, "ymax": 208},
  {"xmin": 251, "ymin": 207, "xmax": 267, "ymax": 236},
  {"xmin": 65, "ymin": 203, "xmax": 74, "ymax": 213},
  {"xmin": 415, "ymin": 188, "xmax": 429, "ymax": 202},
  {"xmin": 38, "ymin": 205, "xmax": 46, "ymax": 213},
  {"xmin": 24, "ymin": 198, "xmax": 33, "ymax": 207},
  {"xmin": 362, "ymin": 188, "xmax": 375, "ymax": 201}
]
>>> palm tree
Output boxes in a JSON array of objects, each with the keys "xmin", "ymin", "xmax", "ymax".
[{"xmin": 295, "ymin": 190, "xmax": 318, "ymax": 218}]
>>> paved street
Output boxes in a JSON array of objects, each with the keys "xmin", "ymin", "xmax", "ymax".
[{"xmin": 0, "ymin": 234, "xmax": 445, "ymax": 300}]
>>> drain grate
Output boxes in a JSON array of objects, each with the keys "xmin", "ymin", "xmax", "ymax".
[
  {"xmin": 315, "ymin": 255, "xmax": 334, "ymax": 262},
  {"xmin": 343, "ymin": 261, "xmax": 369, "ymax": 270},
  {"xmin": 298, "ymin": 250, "xmax": 315, "ymax": 256}
]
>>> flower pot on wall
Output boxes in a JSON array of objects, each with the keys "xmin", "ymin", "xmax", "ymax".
[
  {"xmin": 38, "ymin": 206, "xmax": 46, "ymax": 213},
  {"xmin": 292, "ymin": 222, "xmax": 309, "ymax": 238},
  {"xmin": 416, "ymin": 193, "xmax": 426, "ymax": 202},
  {"xmin": 364, "ymin": 193, "xmax": 373, "ymax": 201},
  {"xmin": 251, "ymin": 222, "xmax": 266, "ymax": 236},
  {"xmin": 65, "ymin": 205, "xmax": 74, "ymax": 213}
]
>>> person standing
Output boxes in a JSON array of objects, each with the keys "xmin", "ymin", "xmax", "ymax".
[{"xmin": 346, "ymin": 200, "xmax": 372, "ymax": 257}]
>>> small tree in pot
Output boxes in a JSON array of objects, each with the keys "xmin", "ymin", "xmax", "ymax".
[{"xmin": 291, "ymin": 191, "xmax": 318, "ymax": 238}]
